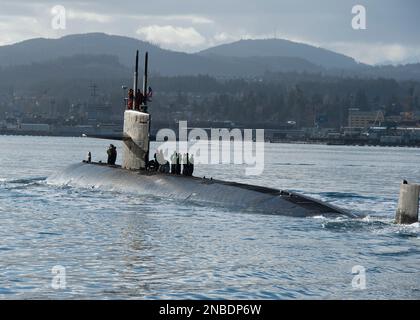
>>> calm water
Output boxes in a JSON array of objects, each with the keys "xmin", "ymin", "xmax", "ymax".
[{"xmin": 0, "ymin": 135, "xmax": 419, "ymax": 299}]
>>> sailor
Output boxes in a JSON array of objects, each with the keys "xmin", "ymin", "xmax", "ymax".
[
  {"xmin": 127, "ymin": 89, "xmax": 134, "ymax": 110},
  {"xmin": 159, "ymin": 157, "xmax": 170, "ymax": 173},
  {"xmin": 112, "ymin": 145, "xmax": 117, "ymax": 165},
  {"xmin": 156, "ymin": 150, "xmax": 161, "ymax": 171},
  {"xmin": 158, "ymin": 149, "xmax": 165, "ymax": 165},
  {"xmin": 107, "ymin": 144, "xmax": 117, "ymax": 165},
  {"xmin": 182, "ymin": 153, "xmax": 190, "ymax": 175},
  {"xmin": 155, "ymin": 151, "xmax": 160, "ymax": 168},
  {"xmin": 176, "ymin": 152, "xmax": 181, "ymax": 175},
  {"xmin": 170, "ymin": 151, "xmax": 177, "ymax": 174},
  {"xmin": 135, "ymin": 89, "xmax": 142, "ymax": 111},
  {"xmin": 163, "ymin": 161, "xmax": 170, "ymax": 173},
  {"xmin": 189, "ymin": 154, "xmax": 194, "ymax": 176},
  {"xmin": 182, "ymin": 153, "xmax": 187, "ymax": 175},
  {"xmin": 147, "ymin": 159, "xmax": 157, "ymax": 171},
  {"xmin": 107, "ymin": 145, "xmax": 113, "ymax": 164},
  {"xmin": 152, "ymin": 152, "xmax": 159, "ymax": 171},
  {"xmin": 156, "ymin": 149, "xmax": 165, "ymax": 172}
]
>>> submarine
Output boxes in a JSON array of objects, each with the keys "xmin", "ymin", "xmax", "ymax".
[{"xmin": 48, "ymin": 51, "xmax": 359, "ymax": 219}]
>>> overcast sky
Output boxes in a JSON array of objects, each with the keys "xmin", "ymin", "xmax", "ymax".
[{"xmin": 0, "ymin": 0, "xmax": 419, "ymax": 64}]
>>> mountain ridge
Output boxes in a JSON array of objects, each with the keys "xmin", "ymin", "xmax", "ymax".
[
  {"xmin": 0, "ymin": 33, "xmax": 361, "ymax": 72},
  {"xmin": 199, "ymin": 38, "xmax": 364, "ymax": 69},
  {"xmin": 0, "ymin": 33, "xmax": 419, "ymax": 80}
]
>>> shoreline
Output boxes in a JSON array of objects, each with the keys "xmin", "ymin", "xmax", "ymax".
[{"xmin": 2, "ymin": 132, "xmax": 420, "ymax": 148}]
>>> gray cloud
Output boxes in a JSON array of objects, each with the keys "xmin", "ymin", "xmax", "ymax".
[{"xmin": 0, "ymin": 0, "xmax": 419, "ymax": 63}]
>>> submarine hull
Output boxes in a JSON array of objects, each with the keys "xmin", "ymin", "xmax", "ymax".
[{"xmin": 47, "ymin": 162, "xmax": 358, "ymax": 218}]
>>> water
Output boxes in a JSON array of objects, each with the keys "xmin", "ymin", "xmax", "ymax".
[{"xmin": 0, "ymin": 135, "xmax": 419, "ymax": 299}]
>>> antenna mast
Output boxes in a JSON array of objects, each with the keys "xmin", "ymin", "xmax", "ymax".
[
  {"xmin": 133, "ymin": 50, "xmax": 139, "ymax": 107},
  {"xmin": 142, "ymin": 52, "xmax": 149, "ymax": 113}
]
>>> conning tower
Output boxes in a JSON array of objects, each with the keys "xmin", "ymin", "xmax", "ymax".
[{"xmin": 122, "ymin": 51, "xmax": 151, "ymax": 170}]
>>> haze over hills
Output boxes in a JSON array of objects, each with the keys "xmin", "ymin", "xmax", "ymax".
[{"xmin": 0, "ymin": 33, "xmax": 419, "ymax": 80}]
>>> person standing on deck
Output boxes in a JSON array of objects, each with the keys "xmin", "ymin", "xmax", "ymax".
[
  {"xmin": 189, "ymin": 154, "xmax": 194, "ymax": 176},
  {"xmin": 176, "ymin": 152, "xmax": 181, "ymax": 175},
  {"xmin": 127, "ymin": 89, "xmax": 134, "ymax": 110},
  {"xmin": 182, "ymin": 153, "xmax": 190, "ymax": 175},
  {"xmin": 107, "ymin": 144, "xmax": 117, "ymax": 165},
  {"xmin": 170, "ymin": 151, "xmax": 177, "ymax": 174},
  {"xmin": 134, "ymin": 89, "xmax": 143, "ymax": 111}
]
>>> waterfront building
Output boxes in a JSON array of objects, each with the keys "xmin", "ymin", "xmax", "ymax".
[{"xmin": 348, "ymin": 108, "xmax": 384, "ymax": 129}]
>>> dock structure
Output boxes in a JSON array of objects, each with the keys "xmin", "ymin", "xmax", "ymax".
[{"xmin": 395, "ymin": 181, "xmax": 420, "ymax": 224}]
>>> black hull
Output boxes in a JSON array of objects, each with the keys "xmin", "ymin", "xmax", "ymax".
[{"xmin": 47, "ymin": 162, "xmax": 358, "ymax": 218}]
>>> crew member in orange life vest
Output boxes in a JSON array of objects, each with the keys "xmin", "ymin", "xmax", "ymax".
[{"xmin": 127, "ymin": 88, "xmax": 134, "ymax": 109}]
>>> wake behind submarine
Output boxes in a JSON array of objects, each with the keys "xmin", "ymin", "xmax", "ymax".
[{"xmin": 48, "ymin": 51, "xmax": 358, "ymax": 218}]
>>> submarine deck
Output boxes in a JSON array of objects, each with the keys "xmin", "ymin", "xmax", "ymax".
[{"xmin": 72, "ymin": 161, "xmax": 353, "ymax": 217}]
